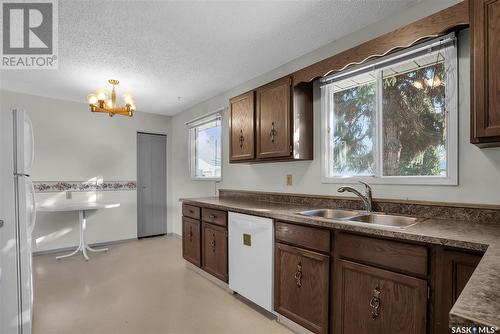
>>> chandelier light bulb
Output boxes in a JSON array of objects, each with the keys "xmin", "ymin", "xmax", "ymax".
[
  {"xmin": 122, "ymin": 93, "xmax": 135, "ymax": 106},
  {"xmin": 87, "ymin": 93, "xmax": 98, "ymax": 105},
  {"xmin": 106, "ymin": 99, "xmax": 113, "ymax": 109},
  {"xmin": 95, "ymin": 88, "xmax": 109, "ymax": 101}
]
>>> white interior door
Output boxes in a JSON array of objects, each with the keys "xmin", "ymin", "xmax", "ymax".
[{"xmin": 137, "ymin": 133, "xmax": 167, "ymax": 238}]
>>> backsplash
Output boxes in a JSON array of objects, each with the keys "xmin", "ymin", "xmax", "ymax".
[
  {"xmin": 33, "ymin": 181, "xmax": 137, "ymax": 193},
  {"xmin": 219, "ymin": 189, "xmax": 500, "ymax": 224}
]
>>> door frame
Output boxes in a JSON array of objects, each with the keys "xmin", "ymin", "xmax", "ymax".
[{"xmin": 136, "ymin": 131, "xmax": 168, "ymax": 238}]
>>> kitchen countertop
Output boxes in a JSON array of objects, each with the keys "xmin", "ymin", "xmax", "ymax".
[{"xmin": 181, "ymin": 196, "xmax": 500, "ymax": 330}]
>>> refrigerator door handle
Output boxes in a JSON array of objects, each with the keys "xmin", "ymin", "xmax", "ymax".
[
  {"xmin": 31, "ymin": 183, "xmax": 36, "ymax": 232},
  {"xmin": 27, "ymin": 179, "xmax": 36, "ymax": 234},
  {"xmin": 24, "ymin": 114, "xmax": 35, "ymax": 174}
]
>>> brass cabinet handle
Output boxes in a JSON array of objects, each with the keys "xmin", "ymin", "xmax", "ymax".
[
  {"xmin": 208, "ymin": 214, "xmax": 216, "ymax": 220},
  {"xmin": 211, "ymin": 232, "xmax": 216, "ymax": 252},
  {"xmin": 294, "ymin": 262, "xmax": 302, "ymax": 287},
  {"xmin": 189, "ymin": 226, "xmax": 193, "ymax": 242},
  {"xmin": 239, "ymin": 129, "xmax": 244, "ymax": 148},
  {"xmin": 370, "ymin": 287, "xmax": 381, "ymax": 320},
  {"xmin": 270, "ymin": 122, "xmax": 278, "ymax": 143}
]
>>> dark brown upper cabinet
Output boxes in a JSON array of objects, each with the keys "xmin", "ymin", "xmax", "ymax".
[
  {"xmin": 229, "ymin": 91, "xmax": 255, "ymax": 162},
  {"xmin": 471, "ymin": 0, "xmax": 500, "ymax": 147},
  {"xmin": 256, "ymin": 76, "xmax": 292, "ymax": 159},
  {"xmin": 228, "ymin": 76, "xmax": 313, "ymax": 163}
]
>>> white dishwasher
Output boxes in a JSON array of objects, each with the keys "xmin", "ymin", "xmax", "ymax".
[{"xmin": 228, "ymin": 212, "xmax": 274, "ymax": 313}]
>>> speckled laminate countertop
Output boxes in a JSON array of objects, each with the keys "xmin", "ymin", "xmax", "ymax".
[{"xmin": 181, "ymin": 196, "xmax": 500, "ymax": 330}]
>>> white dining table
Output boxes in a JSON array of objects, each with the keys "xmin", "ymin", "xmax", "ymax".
[{"xmin": 36, "ymin": 202, "xmax": 120, "ymax": 261}]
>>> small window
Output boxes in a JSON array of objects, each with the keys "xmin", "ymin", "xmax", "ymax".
[
  {"xmin": 321, "ymin": 34, "xmax": 458, "ymax": 185},
  {"xmin": 188, "ymin": 112, "xmax": 222, "ymax": 181}
]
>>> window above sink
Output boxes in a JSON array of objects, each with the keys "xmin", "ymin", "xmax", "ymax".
[{"xmin": 320, "ymin": 34, "xmax": 458, "ymax": 186}]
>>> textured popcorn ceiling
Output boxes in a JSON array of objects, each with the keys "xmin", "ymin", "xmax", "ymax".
[{"xmin": 1, "ymin": 0, "xmax": 421, "ymax": 116}]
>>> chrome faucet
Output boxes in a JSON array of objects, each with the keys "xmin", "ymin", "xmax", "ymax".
[{"xmin": 337, "ymin": 181, "xmax": 373, "ymax": 212}]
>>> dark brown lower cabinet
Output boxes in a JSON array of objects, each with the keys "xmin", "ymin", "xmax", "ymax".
[
  {"xmin": 201, "ymin": 222, "xmax": 228, "ymax": 282},
  {"xmin": 333, "ymin": 259, "xmax": 427, "ymax": 334},
  {"xmin": 182, "ymin": 217, "xmax": 201, "ymax": 267},
  {"xmin": 275, "ymin": 242, "xmax": 329, "ymax": 334},
  {"xmin": 433, "ymin": 249, "xmax": 482, "ymax": 334}
]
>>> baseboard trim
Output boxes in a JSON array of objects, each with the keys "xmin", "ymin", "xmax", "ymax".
[
  {"xmin": 33, "ymin": 237, "xmax": 138, "ymax": 256},
  {"xmin": 168, "ymin": 232, "xmax": 182, "ymax": 239},
  {"xmin": 277, "ymin": 314, "xmax": 314, "ymax": 334},
  {"xmin": 185, "ymin": 261, "xmax": 233, "ymax": 293}
]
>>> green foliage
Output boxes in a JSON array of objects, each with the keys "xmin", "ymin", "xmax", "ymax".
[
  {"xmin": 332, "ymin": 82, "xmax": 375, "ymax": 175},
  {"xmin": 331, "ymin": 61, "xmax": 446, "ymax": 177},
  {"xmin": 399, "ymin": 146, "xmax": 442, "ymax": 176},
  {"xmin": 382, "ymin": 63, "xmax": 446, "ymax": 176}
]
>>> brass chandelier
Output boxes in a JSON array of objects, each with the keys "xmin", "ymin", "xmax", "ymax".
[{"xmin": 87, "ymin": 79, "xmax": 136, "ymax": 117}]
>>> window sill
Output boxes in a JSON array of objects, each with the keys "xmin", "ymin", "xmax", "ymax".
[
  {"xmin": 191, "ymin": 177, "xmax": 222, "ymax": 182},
  {"xmin": 321, "ymin": 175, "xmax": 458, "ymax": 186}
]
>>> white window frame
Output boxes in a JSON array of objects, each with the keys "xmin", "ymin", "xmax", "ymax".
[
  {"xmin": 321, "ymin": 34, "xmax": 458, "ymax": 185},
  {"xmin": 187, "ymin": 109, "xmax": 223, "ymax": 181}
]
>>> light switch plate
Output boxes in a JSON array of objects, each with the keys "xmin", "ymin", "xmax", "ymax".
[{"xmin": 286, "ymin": 174, "xmax": 293, "ymax": 186}]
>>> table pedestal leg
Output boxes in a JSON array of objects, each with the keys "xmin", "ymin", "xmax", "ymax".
[{"xmin": 56, "ymin": 210, "xmax": 108, "ymax": 261}]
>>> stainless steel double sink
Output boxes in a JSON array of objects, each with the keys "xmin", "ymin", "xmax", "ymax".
[{"xmin": 297, "ymin": 209, "xmax": 420, "ymax": 228}]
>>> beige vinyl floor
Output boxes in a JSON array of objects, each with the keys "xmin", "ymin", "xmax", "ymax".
[{"xmin": 33, "ymin": 236, "xmax": 292, "ymax": 334}]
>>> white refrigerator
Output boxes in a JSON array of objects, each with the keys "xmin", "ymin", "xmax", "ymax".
[{"xmin": 0, "ymin": 109, "xmax": 35, "ymax": 334}]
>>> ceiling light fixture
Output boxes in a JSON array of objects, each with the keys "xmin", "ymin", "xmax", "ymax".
[{"xmin": 87, "ymin": 79, "xmax": 135, "ymax": 117}]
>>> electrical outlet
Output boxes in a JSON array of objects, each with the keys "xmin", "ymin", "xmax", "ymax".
[{"xmin": 286, "ymin": 174, "xmax": 293, "ymax": 186}]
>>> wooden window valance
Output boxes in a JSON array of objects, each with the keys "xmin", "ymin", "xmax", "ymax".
[{"xmin": 292, "ymin": 1, "xmax": 469, "ymax": 84}]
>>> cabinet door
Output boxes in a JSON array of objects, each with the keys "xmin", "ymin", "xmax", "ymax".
[
  {"xmin": 471, "ymin": 0, "xmax": 500, "ymax": 145},
  {"xmin": 333, "ymin": 259, "xmax": 427, "ymax": 334},
  {"xmin": 182, "ymin": 217, "xmax": 201, "ymax": 267},
  {"xmin": 275, "ymin": 243, "xmax": 329, "ymax": 334},
  {"xmin": 433, "ymin": 249, "xmax": 482, "ymax": 334},
  {"xmin": 229, "ymin": 91, "xmax": 255, "ymax": 161},
  {"xmin": 202, "ymin": 222, "xmax": 228, "ymax": 282},
  {"xmin": 256, "ymin": 76, "xmax": 292, "ymax": 158}
]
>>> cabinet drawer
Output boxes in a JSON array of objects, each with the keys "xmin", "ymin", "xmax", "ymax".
[
  {"xmin": 275, "ymin": 222, "xmax": 330, "ymax": 253},
  {"xmin": 202, "ymin": 208, "xmax": 227, "ymax": 227},
  {"xmin": 336, "ymin": 233, "xmax": 428, "ymax": 276},
  {"xmin": 182, "ymin": 204, "xmax": 200, "ymax": 220}
]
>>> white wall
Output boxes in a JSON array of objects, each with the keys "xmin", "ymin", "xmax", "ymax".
[
  {"xmin": 0, "ymin": 90, "xmax": 172, "ymax": 252},
  {"xmin": 170, "ymin": 0, "xmax": 500, "ymax": 235}
]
